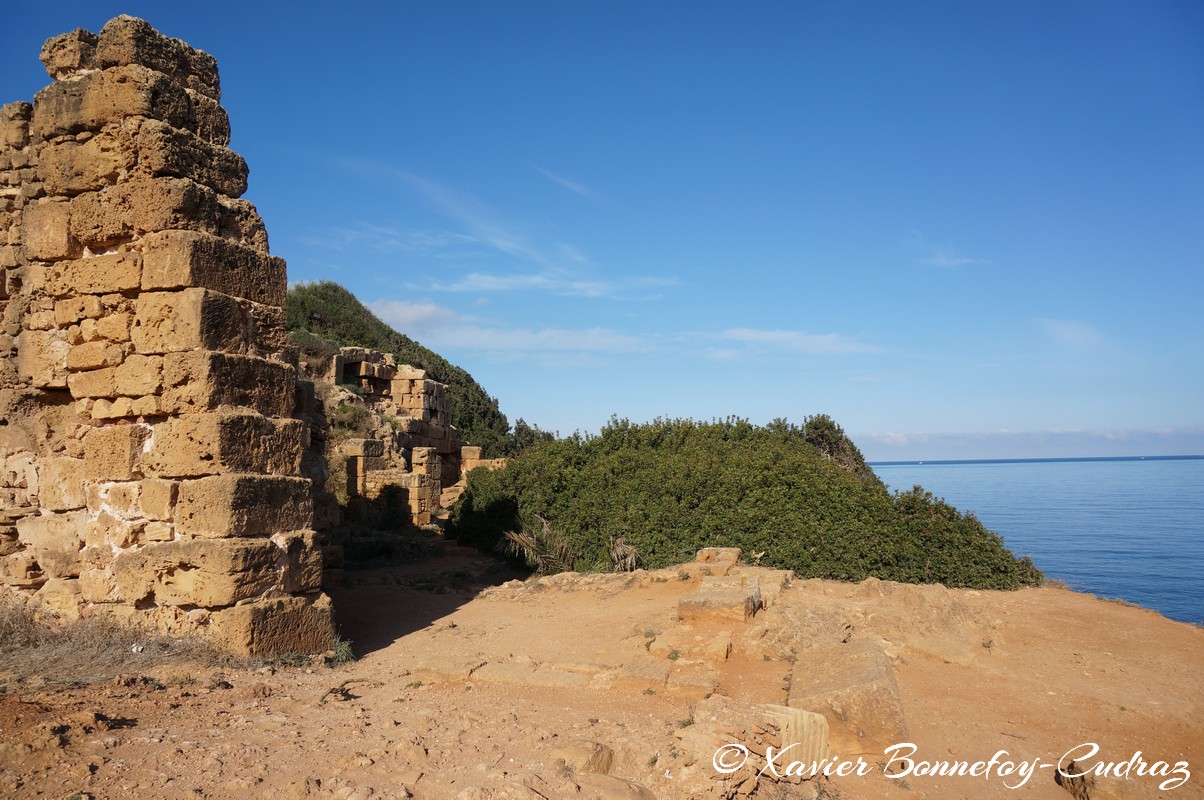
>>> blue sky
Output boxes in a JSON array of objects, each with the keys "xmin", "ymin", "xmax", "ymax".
[{"xmin": 5, "ymin": 2, "xmax": 1202, "ymax": 459}]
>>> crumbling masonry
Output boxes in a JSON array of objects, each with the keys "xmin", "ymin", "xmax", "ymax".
[{"xmin": 0, "ymin": 17, "xmax": 491, "ymax": 655}]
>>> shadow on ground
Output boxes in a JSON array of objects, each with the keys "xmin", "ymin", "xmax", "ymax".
[{"xmin": 326, "ymin": 543, "xmax": 528, "ymax": 657}]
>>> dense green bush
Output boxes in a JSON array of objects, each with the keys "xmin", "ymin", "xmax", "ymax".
[
  {"xmin": 286, "ymin": 281, "xmax": 512, "ymax": 456},
  {"xmin": 451, "ymin": 416, "xmax": 1043, "ymax": 590}
]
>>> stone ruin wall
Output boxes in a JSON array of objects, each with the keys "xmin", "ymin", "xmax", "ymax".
[
  {"xmin": 0, "ymin": 17, "xmax": 336, "ymax": 655},
  {"xmin": 0, "ymin": 17, "xmax": 508, "ymax": 655}
]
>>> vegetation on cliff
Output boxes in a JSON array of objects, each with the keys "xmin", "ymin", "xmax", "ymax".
[
  {"xmin": 286, "ymin": 281, "xmax": 511, "ymax": 456},
  {"xmin": 451, "ymin": 416, "xmax": 1044, "ymax": 590}
]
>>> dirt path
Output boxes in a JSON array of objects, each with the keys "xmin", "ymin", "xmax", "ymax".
[{"xmin": 1, "ymin": 551, "xmax": 1200, "ymax": 799}]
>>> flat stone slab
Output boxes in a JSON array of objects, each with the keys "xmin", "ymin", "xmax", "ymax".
[
  {"xmin": 787, "ymin": 639, "xmax": 908, "ymax": 753},
  {"xmin": 678, "ymin": 576, "xmax": 762, "ymax": 623}
]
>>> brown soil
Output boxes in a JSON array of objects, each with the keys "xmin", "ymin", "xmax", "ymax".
[{"xmin": 1, "ymin": 549, "xmax": 1200, "ymax": 800}]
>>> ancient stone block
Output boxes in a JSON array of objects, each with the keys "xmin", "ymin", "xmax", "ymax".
[
  {"xmin": 66, "ymin": 340, "xmax": 124, "ymax": 370},
  {"xmin": 95, "ymin": 312, "xmax": 133, "ymax": 342},
  {"xmin": 82, "ymin": 423, "xmax": 150, "ymax": 481},
  {"xmin": 161, "ymin": 351, "xmax": 296, "ymax": 417},
  {"xmin": 678, "ymin": 576, "xmax": 762, "ymax": 623},
  {"xmin": 69, "ymin": 176, "xmax": 222, "ymax": 247},
  {"xmin": 343, "ymin": 438, "xmax": 384, "ymax": 458},
  {"xmin": 113, "ymin": 353, "xmax": 161, "ymax": 395},
  {"xmin": 67, "ymin": 367, "xmax": 115, "ymax": 398},
  {"xmin": 273, "ymin": 530, "xmax": 324, "ymax": 593},
  {"xmin": 38, "ymin": 456, "xmax": 86, "ymax": 511},
  {"xmin": 38, "ymin": 130, "xmax": 134, "ymax": 195},
  {"xmin": 787, "ymin": 639, "xmax": 908, "ymax": 753},
  {"xmin": 1, "ymin": 102, "xmax": 33, "ymax": 150},
  {"xmin": 136, "ymin": 119, "xmax": 246, "ymax": 197},
  {"xmin": 22, "ymin": 199, "xmax": 77, "ymax": 260},
  {"xmin": 550, "ymin": 740, "xmax": 614, "ymax": 776},
  {"xmin": 16, "ymin": 510, "xmax": 86, "ymax": 578},
  {"xmin": 16, "ymin": 329, "xmax": 70, "ymax": 388},
  {"xmin": 31, "ymin": 64, "xmax": 193, "ymax": 141},
  {"xmin": 209, "ymin": 593, "xmax": 334, "ymax": 657},
  {"xmin": 140, "ymin": 228, "xmax": 287, "ymax": 299},
  {"xmin": 186, "ymin": 89, "xmax": 230, "ymax": 146},
  {"xmin": 94, "ymin": 16, "xmax": 221, "ymax": 101},
  {"xmin": 32, "ymin": 577, "xmax": 83, "ymax": 620},
  {"xmin": 39, "ymin": 29, "xmax": 99, "ymax": 80},
  {"xmin": 140, "ymin": 478, "xmax": 177, "ymax": 520},
  {"xmin": 143, "ymin": 412, "xmax": 303, "ymax": 478},
  {"xmin": 130, "ymin": 288, "xmax": 246, "ymax": 355},
  {"xmin": 697, "ymin": 547, "xmax": 742, "ymax": 564},
  {"xmin": 113, "ymin": 537, "xmax": 281, "ymax": 607},
  {"xmin": 174, "ymin": 474, "xmax": 313, "ymax": 538},
  {"xmin": 55, "ymin": 295, "xmax": 103, "ymax": 325},
  {"xmin": 83, "ymin": 509, "xmax": 142, "ymax": 548},
  {"xmin": 48, "ymin": 253, "xmax": 142, "ymax": 296}
]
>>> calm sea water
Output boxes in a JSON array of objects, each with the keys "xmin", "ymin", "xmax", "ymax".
[{"xmin": 871, "ymin": 456, "xmax": 1204, "ymax": 624}]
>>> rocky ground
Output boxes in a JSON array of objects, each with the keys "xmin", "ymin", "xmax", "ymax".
[{"xmin": 1, "ymin": 545, "xmax": 1200, "ymax": 800}]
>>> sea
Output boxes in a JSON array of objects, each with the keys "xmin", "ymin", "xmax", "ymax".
[{"xmin": 870, "ymin": 456, "xmax": 1204, "ymax": 625}]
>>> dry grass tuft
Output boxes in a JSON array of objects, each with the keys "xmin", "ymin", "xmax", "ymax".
[{"xmin": 0, "ymin": 599, "xmax": 236, "ymax": 691}]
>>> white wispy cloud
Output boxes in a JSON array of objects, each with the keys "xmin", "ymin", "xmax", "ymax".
[
  {"xmin": 721, "ymin": 327, "xmax": 882, "ymax": 354},
  {"xmin": 337, "ymin": 163, "xmax": 671, "ymax": 299},
  {"xmin": 430, "ymin": 271, "xmax": 676, "ymax": 299},
  {"xmin": 534, "ymin": 166, "xmax": 606, "ymax": 201},
  {"xmin": 1036, "ymin": 318, "xmax": 1107, "ymax": 348},
  {"xmin": 368, "ymin": 298, "xmax": 648, "ymax": 354},
  {"xmin": 905, "ymin": 228, "xmax": 989, "ymax": 268}
]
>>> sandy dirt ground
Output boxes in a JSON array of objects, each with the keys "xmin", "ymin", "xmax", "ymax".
[{"xmin": 1, "ymin": 548, "xmax": 1200, "ymax": 800}]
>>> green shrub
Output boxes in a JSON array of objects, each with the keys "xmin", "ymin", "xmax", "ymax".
[{"xmin": 451, "ymin": 416, "xmax": 1043, "ymax": 590}]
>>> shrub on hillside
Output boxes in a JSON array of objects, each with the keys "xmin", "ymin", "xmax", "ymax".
[{"xmin": 451, "ymin": 416, "xmax": 1043, "ymax": 590}]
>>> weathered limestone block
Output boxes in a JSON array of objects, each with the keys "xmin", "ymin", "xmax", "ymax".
[
  {"xmin": 787, "ymin": 639, "xmax": 908, "ymax": 753},
  {"xmin": 31, "ymin": 65, "xmax": 193, "ymax": 142},
  {"xmin": 142, "ymin": 232, "xmax": 286, "ymax": 306},
  {"xmin": 38, "ymin": 456, "xmax": 86, "ymax": 510},
  {"xmin": 83, "ymin": 509, "xmax": 143, "ymax": 548},
  {"xmin": 678, "ymin": 576, "xmax": 762, "ymax": 623},
  {"xmin": 140, "ymin": 478, "xmax": 177, "ymax": 520},
  {"xmin": 93, "ymin": 16, "xmax": 221, "ymax": 101},
  {"xmin": 113, "ymin": 537, "xmax": 282, "ymax": 606},
  {"xmin": 48, "ymin": 253, "xmax": 142, "ymax": 296},
  {"xmin": 16, "ymin": 329, "xmax": 70, "ymax": 388},
  {"xmin": 66, "ymin": 340, "xmax": 124, "ymax": 370},
  {"xmin": 67, "ymin": 367, "xmax": 115, "ymax": 398},
  {"xmin": 161, "ymin": 351, "xmax": 296, "ymax": 417},
  {"xmin": 55, "ymin": 296, "xmax": 103, "ymax": 326},
  {"xmin": 130, "ymin": 288, "xmax": 245, "ymax": 354},
  {"xmin": 2, "ymin": 102, "xmax": 33, "ymax": 150},
  {"xmin": 174, "ymin": 475, "xmax": 313, "ymax": 538},
  {"xmin": 84, "ymin": 481, "xmax": 142, "ymax": 518},
  {"xmin": 185, "ymin": 89, "xmax": 230, "ymax": 146},
  {"xmin": 22, "ymin": 199, "xmax": 78, "ymax": 260},
  {"xmin": 15, "ymin": 510, "xmax": 86, "ymax": 578},
  {"xmin": 68, "ymin": 176, "xmax": 266, "ymax": 249},
  {"xmin": 32, "ymin": 577, "xmax": 82, "ymax": 620},
  {"xmin": 137, "ymin": 120, "xmax": 246, "ymax": 196},
  {"xmin": 113, "ymin": 353, "xmax": 162, "ymax": 395},
  {"xmin": 96, "ymin": 312, "xmax": 133, "ymax": 342},
  {"xmin": 0, "ymin": 552, "xmax": 44, "ymax": 589},
  {"xmin": 144, "ymin": 411, "xmax": 303, "ymax": 478},
  {"xmin": 697, "ymin": 547, "xmax": 742, "ymax": 564},
  {"xmin": 272, "ymin": 530, "xmax": 324, "ymax": 593},
  {"xmin": 209, "ymin": 593, "xmax": 334, "ymax": 657},
  {"xmin": 550, "ymin": 740, "xmax": 614, "ymax": 776},
  {"xmin": 343, "ymin": 438, "xmax": 385, "ymax": 458},
  {"xmin": 38, "ymin": 128, "xmax": 133, "ymax": 196},
  {"xmin": 763, "ymin": 705, "xmax": 830, "ymax": 767},
  {"xmin": 82, "ymin": 423, "xmax": 150, "ymax": 481},
  {"xmin": 39, "ymin": 29, "xmax": 99, "ymax": 80}
]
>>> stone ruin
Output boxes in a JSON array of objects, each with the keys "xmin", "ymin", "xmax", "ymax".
[{"xmin": 0, "ymin": 17, "xmax": 498, "ymax": 655}]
